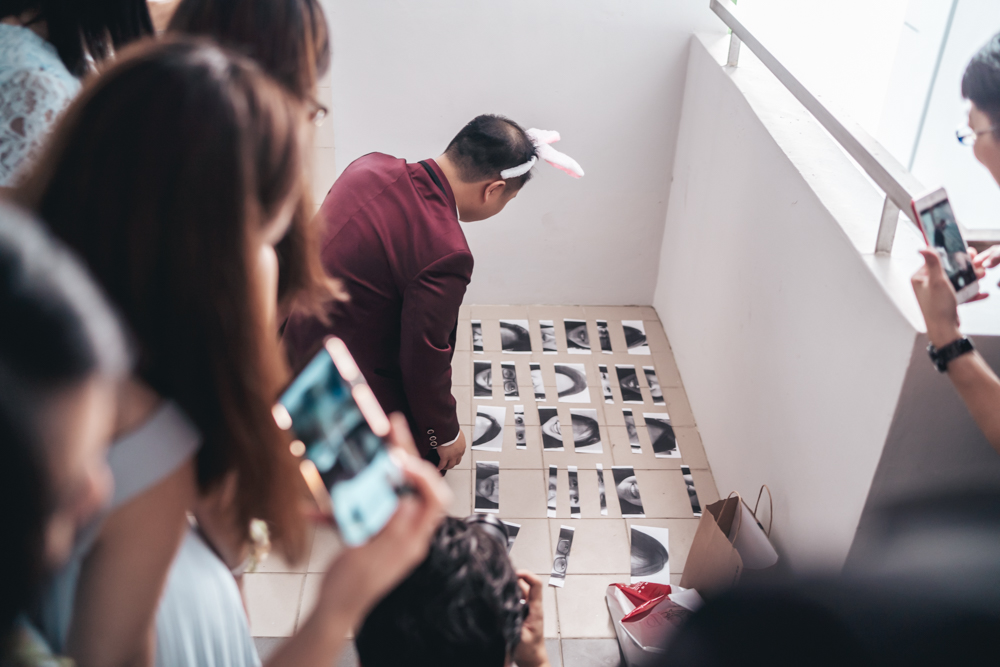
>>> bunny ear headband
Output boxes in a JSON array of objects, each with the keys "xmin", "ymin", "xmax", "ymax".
[{"xmin": 500, "ymin": 128, "xmax": 584, "ymax": 180}]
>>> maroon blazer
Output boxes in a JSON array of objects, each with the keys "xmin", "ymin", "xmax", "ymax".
[{"xmin": 283, "ymin": 153, "xmax": 472, "ymax": 455}]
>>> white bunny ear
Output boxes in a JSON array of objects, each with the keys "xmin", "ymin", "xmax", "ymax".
[{"xmin": 526, "ymin": 128, "xmax": 584, "ymax": 178}]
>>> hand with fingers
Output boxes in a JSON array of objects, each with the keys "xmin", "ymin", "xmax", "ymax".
[
  {"xmin": 436, "ymin": 428, "xmax": 467, "ymax": 471},
  {"xmin": 911, "ymin": 249, "xmax": 985, "ymax": 348},
  {"xmin": 970, "ymin": 244, "xmax": 1000, "ymax": 282},
  {"xmin": 512, "ymin": 571, "xmax": 551, "ymax": 667}
]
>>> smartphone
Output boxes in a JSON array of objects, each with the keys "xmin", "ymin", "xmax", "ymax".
[
  {"xmin": 273, "ymin": 337, "xmax": 402, "ymax": 546},
  {"xmin": 912, "ymin": 188, "xmax": 980, "ymax": 304}
]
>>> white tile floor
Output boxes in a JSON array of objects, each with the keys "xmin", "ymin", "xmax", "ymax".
[{"xmin": 246, "ymin": 306, "xmax": 718, "ymax": 667}]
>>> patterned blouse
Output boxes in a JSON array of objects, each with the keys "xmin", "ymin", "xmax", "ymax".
[{"xmin": 0, "ymin": 23, "xmax": 81, "ymax": 186}]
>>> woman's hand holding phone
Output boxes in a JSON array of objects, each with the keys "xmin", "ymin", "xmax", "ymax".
[{"xmin": 913, "ymin": 249, "xmax": 970, "ymax": 348}]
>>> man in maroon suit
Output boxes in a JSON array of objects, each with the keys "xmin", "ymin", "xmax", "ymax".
[{"xmin": 284, "ymin": 115, "xmax": 537, "ymax": 471}]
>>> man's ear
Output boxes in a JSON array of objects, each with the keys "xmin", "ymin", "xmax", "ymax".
[{"xmin": 483, "ymin": 180, "xmax": 507, "ymax": 203}]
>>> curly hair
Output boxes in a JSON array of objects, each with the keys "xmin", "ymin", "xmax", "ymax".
[{"xmin": 355, "ymin": 517, "xmax": 524, "ymax": 667}]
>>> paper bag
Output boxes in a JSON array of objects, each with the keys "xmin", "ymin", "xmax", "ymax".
[{"xmin": 679, "ymin": 487, "xmax": 777, "ymax": 597}]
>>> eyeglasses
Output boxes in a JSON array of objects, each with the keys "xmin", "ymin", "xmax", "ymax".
[
  {"xmin": 956, "ymin": 125, "xmax": 996, "ymax": 146},
  {"xmin": 307, "ymin": 97, "xmax": 328, "ymax": 127}
]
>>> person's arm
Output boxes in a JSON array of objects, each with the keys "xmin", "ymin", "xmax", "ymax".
[
  {"xmin": 399, "ymin": 251, "xmax": 473, "ymax": 470},
  {"xmin": 66, "ymin": 458, "xmax": 195, "ymax": 667},
  {"xmin": 265, "ymin": 415, "xmax": 450, "ymax": 667},
  {"xmin": 912, "ymin": 248, "xmax": 1000, "ymax": 455},
  {"xmin": 512, "ymin": 571, "xmax": 551, "ymax": 667}
]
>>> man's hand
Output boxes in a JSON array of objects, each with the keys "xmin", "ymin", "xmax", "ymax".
[
  {"xmin": 436, "ymin": 428, "xmax": 466, "ymax": 471},
  {"xmin": 912, "ymin": 249, "xmax": 980, "ymax": 347},
  {"xmin": 512, "ymin": 571, "xmax": 550, "ymax": 667}
]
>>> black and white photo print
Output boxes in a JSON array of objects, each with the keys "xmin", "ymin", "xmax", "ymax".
[
  {"xmin": 501, "ymin": 521, "xmax": 521, "ymax": 553},
  {"xmin": 555, "ymin": 363, "xmax": 590, "ymax": 403},
  {"xmin": 547, "ymin": 465, "xmax": 558, "ymax": 517},
  {"xmin": 549, "ymin": 525, "xmax": 575, "ymax": 587},
  {"xmin": 539, "ymin": 320, "xmax": 558, "ymax": 354},
  {"xmin": 472, "ymin": 319, "xmax": 484, "ymax": 353},
  {"xmin": 499, "ymin": 319, "xmax": 531, "ymax": 353},
  {"xmin": 501, "ymin": 362, "xmax": 519, "ymax": 400},
  {"xmin": 513, "ymin": 405, "xmax": 526, "ymax": 449},
  {"xmin": 630, "ymin": 526, "xmax": 670, "ymax": 584},
  {"xmin": 596, "ymin": 463, "xmax": 608, "ymax": 515},
  {"xmin": 530, "ymin": 362, "xmax": 546, "ymax": 400},
  {"xmin": 623, "ymin": 409, "xmax": 642, "ymax": 453},
  {"xmin": 474, "ymin": 461, "xmax": 500, "ymax": 513},
  {"xmin": 599, "ymin": 364, "xmax": 614, "ymax": 404},
  {"xmin": 570, "ymin": 408, "xmax": 603, "ymax": 454},
  {"xmin": 681, "ymin": 465, "xmax": 702, "ymax": 517},
  {"xmin": 568, "ymin": 466, "xmax": 581, "ymax": 518},
  {"xmin": 622, "ymin": 320, "xmax": 651, "ymax": 355},
  {"xmin": 473, "ymin": 360, "xmax": 493, "ymax": 398},
  {"xmin": 643, "ymin": 366, "xmax": 664, "ymax": 405},
  {"xmin": 473, "ymin": 405, "xmax": 506, "ymax": 451},
  {"xmin": 596, "ymin": 319, "xmax": 613, "ymax": 353},
  {"xmin": 538, "ymin": 406, "xmax": 563, "ymax": 451},
  {"xmin": 612, "ymin": 466, "xmax": 645, "ymax": 517},
  {"xmin": 564, "ymin": 318, "xmax": 591, "ymax": 354},
  {"xmin": 616, "ymin": 365, "xmax": 643, "ymax": 403},
  {"xmin": 643, "ymin": 413, "xmax": 679, "ymax": 458}
]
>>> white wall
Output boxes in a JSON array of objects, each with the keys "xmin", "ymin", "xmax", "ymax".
[
  {"xmin": 321, "ymin": 0, "xmax": 720, "ymax": 305},
  {"xmin": 653, "ymin": 35, "xmax": 919, "ymax": 570}
]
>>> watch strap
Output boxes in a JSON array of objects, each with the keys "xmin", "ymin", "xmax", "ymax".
[{"xmin": 928, "ymin": 337, "xmax": 974, "ymax": 373}]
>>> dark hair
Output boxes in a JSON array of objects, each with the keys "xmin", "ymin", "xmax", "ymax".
[
  {"xmin": 167, "ymin": 0, "xmax": 339, "ymax": 317},
  {"xmin": 19, "ymin": 38, "xmax": 313, "ymax": 560},
  {"xmin": 356, "ymin": 517, "xmax": 524, "ymax": 667},
  {"xmin": 444, "ymin": 114, "xmax": 537, "ymax": 190},
  {"xmin": 963, "ymin": 32, "xmax": 1000, "ymax": 134},
  {"xmin": 0, "ymin": 203, "xmax": 127, "ymax": 656},
  {"xmin": 0, "ymin": 0, "xmax": 153, "ymax": 76}
]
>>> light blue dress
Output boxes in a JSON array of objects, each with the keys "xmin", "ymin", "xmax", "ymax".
[
  {"xmin": 0, "ymin": 24, "xmax": 81, "ymax": 186},
  {"xmin": 38, "ymin": 401, "xmax": 261, "ymax": 667}
]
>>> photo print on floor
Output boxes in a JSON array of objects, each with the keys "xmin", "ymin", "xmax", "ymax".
[
  {"xmin": 555, "ymin": 363, "xmax": 590, "ymax": 403},
  {"xmin": 570, "ymin": 408, "xmax": 603, "ymax": 454},
  {"xmin": 547, "ymin": 465, "xmax": 558, "ymax": 517},
  {"xmin": 596, "ymin": 463, "xmax": 608, "ymax": 515},
  {"xmin": 539, "ymin": 320, "xmax": 557, "ymax": 354},
  {"xmin": 623, "ymin": 409, "xmax": 642, "ymax": 453},
  {"xmin": 538, "ymin": 406, "xmax": 563, "ymax": 451},
  {"xmin": 622, "ymin": 320, "xmax": 651, "ymax": 355},
  {"xmin": 549, "ymin": 525, "xmax": 576, "ymax": 587},
  {"xmin": 568, "ymin": 466, "xmax": 581, "ymax": 518},
  {"xmin": 596, "ymin": 319, "xmax": 613, "ymax": 353},
  {"xmin": 501, "ymin": 521, "xmax": 521, "ymax": 553},
  {"xmin": 630, "ymin": 525, "xmax": 670, "ymax": 585},
  {"xmin": 616, "ymin": 364, "xmax": 643, "ymax": 403},
  {"xmin": 529, "ymin": 362, "xmax": 545, "ymax": 400},
  {"xmin": 643, "ymin": 366, "xmax": 665, "ymax": 405},
  {"xmin": 474, "ymin": 461, "xmax": 500, "ymax": 513},
  {"xmin": 499, "ymin": 319, "xmax": 531, "ymax": 353},
  {"xmin": 599, "ymin": 364, "xmax": 614, "ymax": 404},
  {"xmin": 564, "ymin": 319, "xmax": 591, "ymax": 354},
  {"xmin": 472, "ymin": 319, "xmax": 484, "ymax": 353},
  {"xmin": 473, "ymin": 360, "xmax": 492, "ymax": 398},
  {"xmin": 681, "ymin": 465, "xmax": 702, "ymax": 517},
  {"xmin": 643, "ymin": 413, "xmax": 679, "ymax": 458},
  {"xmin": 513, "ymin": 405, "xmax": 526, "ymax": 449},
  {"xmin": 501, "ymin": 362, "xmax": 519, "ymax": 400},
  {"xmin": 472, "ymin": 405, "xmax": 506, "ymax": 451},
  {"xmin": 612, "ymin": 466, "xmax": 645, "ymax": 517}
]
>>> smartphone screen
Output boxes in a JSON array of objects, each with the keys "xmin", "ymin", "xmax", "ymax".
[
  {"xmin": 276, "ymin": 340, "xmax": 401, "ymax": 546},
  {"xmin": 916, "ymin": 196, "xmax": 978, "ymax": 296}
]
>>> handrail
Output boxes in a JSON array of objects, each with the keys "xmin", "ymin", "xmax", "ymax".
[{"xmin": 710, "ymin": 0, "xmax": 926, "ymax": 253}]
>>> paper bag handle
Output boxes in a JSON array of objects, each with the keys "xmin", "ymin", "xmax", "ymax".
[
  {"xmin": 726, "ymin": 491, "xmax": 744, "ymax": 544},
  {"xmin": 752, "ymin": 485, "xmax": 773, "ymax": 537}
]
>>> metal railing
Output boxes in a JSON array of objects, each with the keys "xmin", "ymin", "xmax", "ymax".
[{"xmin": 710, "ymin": 0, "xmax": 925, "ymax": 253}]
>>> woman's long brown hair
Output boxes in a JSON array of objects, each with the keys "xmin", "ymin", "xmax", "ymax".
[
  {"xmin": 19, "ymin": 38, "xmax": 312, "ymax": 560},
  {"xmin": 168, "ymin": 0, "xmax": 340, "ymax": 319}
]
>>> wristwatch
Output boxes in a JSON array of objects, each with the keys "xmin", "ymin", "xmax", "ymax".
[{"xmin": 927, "ymin": 337, "xmax": 974, "ymax": 373}]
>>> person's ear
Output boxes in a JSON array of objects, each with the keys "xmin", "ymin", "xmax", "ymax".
[{"xmin": 484, "ymin": 180, "xmax": 507, "ymax": 203}]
